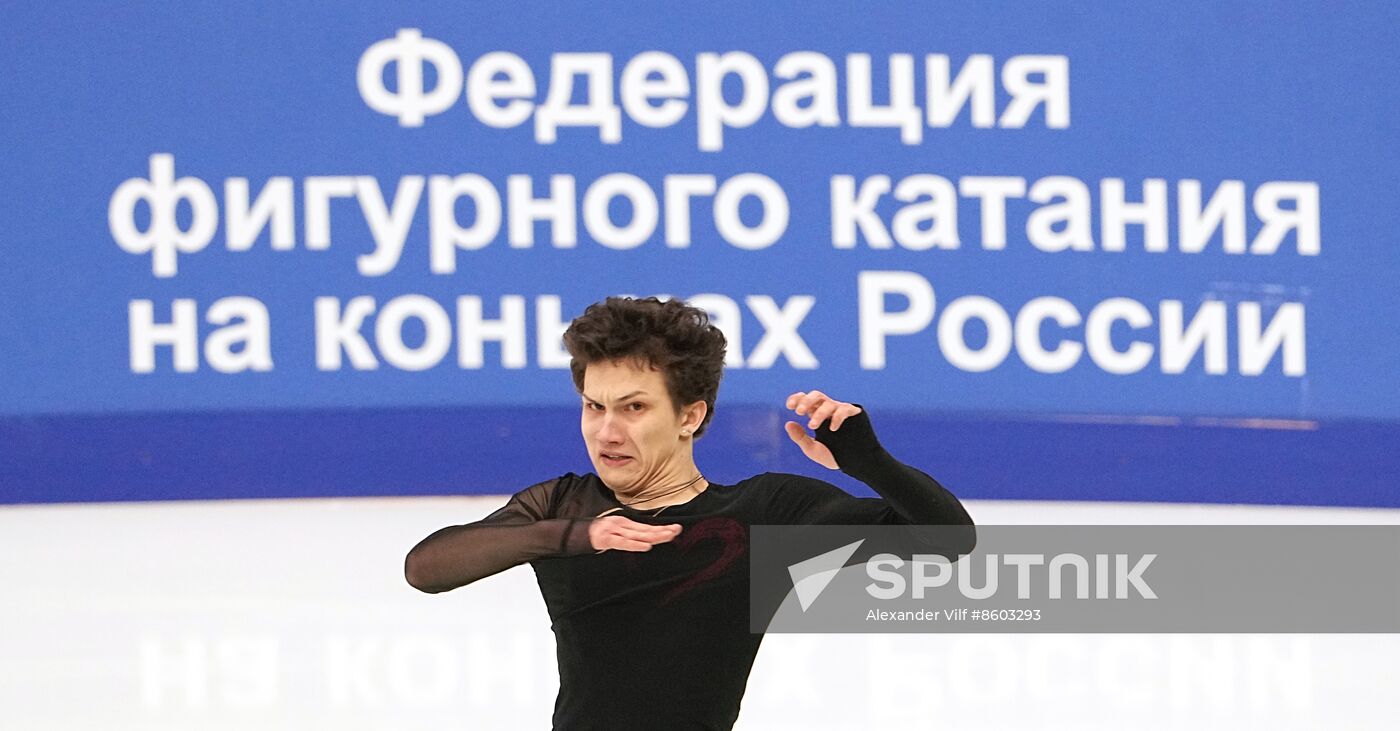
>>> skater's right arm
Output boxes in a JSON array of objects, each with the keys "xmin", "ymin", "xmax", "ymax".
[
  {"xmin": 403, "ymin": 478, "xmax": 680, "ymax": 593},
  {"xmin": 404, "ymin": 477, "xmax": 589, "ymax": 594}
]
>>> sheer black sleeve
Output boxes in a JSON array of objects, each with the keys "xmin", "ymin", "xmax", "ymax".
[
  {"xmin": 771, "ymin": 406, "xmax": 975, "ymax": 547},
  {"xmin": 404, "ymin": 476, "xmax": 595, "ymax": 594}
]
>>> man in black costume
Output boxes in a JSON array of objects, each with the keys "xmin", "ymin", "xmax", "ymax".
[{"xmin": 406, "ymin": 295, "xmax": 975, "ymax": 730}]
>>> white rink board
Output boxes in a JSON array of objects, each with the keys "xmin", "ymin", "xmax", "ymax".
[{"xmin": 3, "ymin": 496, "xmax": 1399, "ymax": 731}]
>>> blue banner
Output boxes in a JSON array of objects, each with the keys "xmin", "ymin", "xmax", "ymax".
[{"xmin": 2, "ymin": 2, "xmax": 1397, "ymax": 505}]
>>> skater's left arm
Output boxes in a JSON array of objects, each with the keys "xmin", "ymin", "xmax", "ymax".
[{"xmin": 773, "ymin": 391, "xmax": 975, "ymax": 553}]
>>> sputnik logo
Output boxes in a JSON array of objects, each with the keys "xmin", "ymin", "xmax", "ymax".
[{"xmin": 787, "ymin": 539, "xmax": 865, "ymax": 611}]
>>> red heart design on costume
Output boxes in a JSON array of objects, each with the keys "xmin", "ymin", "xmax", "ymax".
[{"xmin": 659, "ymin": 516, "xmax": 747, "ymax": 606}]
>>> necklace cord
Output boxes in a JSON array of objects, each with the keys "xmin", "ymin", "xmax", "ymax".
[{"xmin": 618, "ymin": 473, "xmax": 705, "ymax": 509}]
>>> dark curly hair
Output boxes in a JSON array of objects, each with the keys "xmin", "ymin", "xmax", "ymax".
[{"xmin": 562, "ymin": 296, "xmax": 727, "ymax": 438}]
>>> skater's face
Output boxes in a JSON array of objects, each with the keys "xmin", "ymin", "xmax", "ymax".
[{"xmin": 580, "ymin": 358, "xmax": 705, "ymax": 495}]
